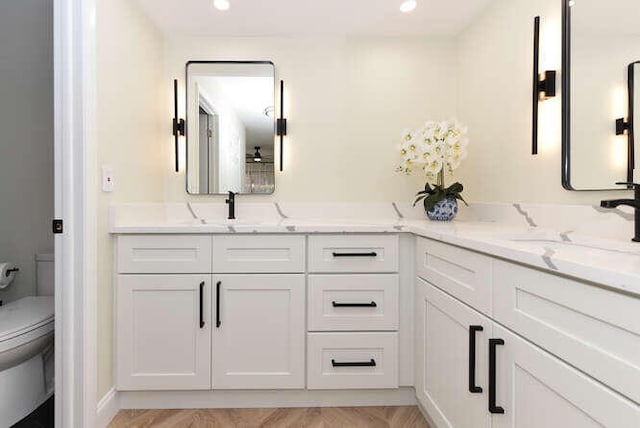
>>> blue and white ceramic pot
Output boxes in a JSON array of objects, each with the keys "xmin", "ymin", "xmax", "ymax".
[{"xmin": 426, "ymin": 195, "xmax": 458, "ymax": 221}]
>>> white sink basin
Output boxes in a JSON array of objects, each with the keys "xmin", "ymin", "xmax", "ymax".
[{"xmin": 205, "ymin": 219, "xmax": 264, "ymax": 226}]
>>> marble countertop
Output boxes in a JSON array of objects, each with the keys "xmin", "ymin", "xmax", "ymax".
[{"xmin": 110, "ymin": 203, "xmax": 640, "ymax": 297}]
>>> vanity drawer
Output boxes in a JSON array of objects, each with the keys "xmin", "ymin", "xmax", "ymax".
[
  {"xmin": 308, "ymin": 235, "xmax": 399, "ymax": 273},
  {"xmin": 308, "ymin": 275, "xmax": 399, "ymax": 331},
  {"xmin": 307, "ymin": 332, "xmax": 398, "ymax": 389},
  {"xmin": 416, "ymin": 237, "xmax": 492, "ymax": 315},
  {"xmin": 493, "ymin": 260, "xmax": 640, "ymax": 404},
  {"xmin": 211, "ymin": 235, "xmax": 305, "ymax": 273},
  {"xmin": 117, "ymin": 235, "xmax": 212, "ymax": 274}
]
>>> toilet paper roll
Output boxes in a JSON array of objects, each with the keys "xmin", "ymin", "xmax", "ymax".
[{"xmin": 0, "ymin": 263, "xmax": 18, "ymax": 289}]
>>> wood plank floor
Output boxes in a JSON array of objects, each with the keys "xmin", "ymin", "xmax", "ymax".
[{"xmin": 108, "ymin": 406, "xmax": 430, "ymax": 427}]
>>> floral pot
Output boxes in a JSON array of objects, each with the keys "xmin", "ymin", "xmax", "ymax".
[{"xmin": 426, "ymin": 195, "xmax": 458, "ymax": 221}]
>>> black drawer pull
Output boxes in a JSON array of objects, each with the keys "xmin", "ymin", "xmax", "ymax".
[
  {"xmin": 199, "ymin": 281, "xmax": 205, "ymax": 329},
  {"xmin": 332, "ymin": 301, "xmax": 377, "ymax": 308},
  {"xmin": 216, "ymin": 281, "xmax": 222, "ymax": 328},
  {"xmin": 332, "ymin": 252, "xmax": 377, "ymax": 258},
  {"xmin": 468, "ymin": 325, "xmax": 483, "ymax": 393},
  {"xmin": 331, "ymin": 359, "xmax": 376, "ymax": 367},
  {"xmin": 489, "ymin": 338, "xmax": 505, "ymax": 414}
]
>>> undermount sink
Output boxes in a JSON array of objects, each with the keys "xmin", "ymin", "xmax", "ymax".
[
  {"xmin": 467, "ymin": 228, "xmax": 640, "ymax": 259},
  {"xmin": 510, "ymin": 239, "xmax": 640, "ymax": 257},
  {"xmin": 206, "ymin": 219, "xmax": 264, "ymax": 226},
  {"xmin": 281, "ymin": 218, "xmax": 389, "ymax": 226},
  {"xmin": 176, "ymin": 219, "xmax": 205, "ymax": 226}
]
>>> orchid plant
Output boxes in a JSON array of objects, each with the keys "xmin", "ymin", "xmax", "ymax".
[{"xmin": 396, "ymin": 120, "xmax": 469, "ymax": 211}]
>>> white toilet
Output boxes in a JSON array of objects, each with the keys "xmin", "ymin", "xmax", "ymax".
[{"xmin": 0, "ymin": 254, "xmax": 55, "ymax": 427}]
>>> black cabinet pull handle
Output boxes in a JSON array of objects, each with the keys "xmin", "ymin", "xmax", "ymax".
[
  {"xmin": 331, "ymin": 359, "xmax": 376, "ymax": 367},
  {"xmin": 216, "ymin": 281, "xmax": 222, "ymax": 328},
  {"xmin": 489, "ymin": 338, "xmax": 505, "ymax": 414},
  {"xmin": 469, "ymin": 325, "xmax": 483, "ymax": 393},
  {"xmin": 199, "ymin": 281, "xmax": 205, "ymax": 328},
  {"xmin": 332, "ymin": 252, "xmax": 377, "ymax": 258},
  {"xmin": 332, "ymin": 301, "xmax": 377, "ymax": 308}
]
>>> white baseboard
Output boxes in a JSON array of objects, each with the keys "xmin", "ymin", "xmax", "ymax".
[
  {"xmin": 416, "ymin": 399, "xmax": 438, "ymax": 428},
  {"xmin": 96, "ymin": 388, "xmax": 119, "ymax": 428},
  {"xmin": 118, "ymin": 387, "xmax": 417, "ymax": 410}
]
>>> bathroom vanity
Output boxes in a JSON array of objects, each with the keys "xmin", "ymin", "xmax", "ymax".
[
  {"xmin": 115, "ymin": 233, "xmax": 401, "ymax": 392},
  {"xmin": 110, "ymin": 203, "xmax": 640, "ymax": 427}
]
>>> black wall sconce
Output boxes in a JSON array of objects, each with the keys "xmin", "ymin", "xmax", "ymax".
[
  {"xmin": 616, "ymin": 61, "xmax": 639, "ymax": 184},
  {"xmin": 616, "ymin": 118, "xmax": 630, "ymax": 136},
  {"xmin": 532, "ymin": 16, "xmax": 558, "ymax": 155},
  {"xmin": 172, "ymin": 79, "xmax": 185, "ymax": 172},
  {"xmin": 276, "ymin": 80, "xmax": 288, "ymax": 172}
]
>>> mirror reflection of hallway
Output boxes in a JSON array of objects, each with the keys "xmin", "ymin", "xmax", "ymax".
[{"xmin": 187, "ymin": 61, "xmax": 276, "ymax": 195}]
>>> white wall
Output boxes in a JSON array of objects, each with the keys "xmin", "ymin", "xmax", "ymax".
[
  {"xmin": 0, "ymin": 0, "xmax": 53, "ymax": 304},
  {"xmin": 455, "ymin": 0, "xmax": 632, "ymax": 203},
  {"xmin": 96, "ymin": 0, "xmax": 165, "ymax": 398},
  {"xmin": 164, "ymin": 36, "xmax": 459, "ymax": 202}
]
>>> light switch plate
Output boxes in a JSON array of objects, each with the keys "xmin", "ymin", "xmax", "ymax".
[{"xmin": 102, "ymin": 165, "xmax": 114, "ymax": 192}]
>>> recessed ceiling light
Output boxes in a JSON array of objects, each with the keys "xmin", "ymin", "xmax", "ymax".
[
  {"xmin": 214, "ymin": 0, "xmax": 230, "ymax": 11},
  {"xmin": 400, "ymin": 0, "xmax": 417, "ymax": 13}
]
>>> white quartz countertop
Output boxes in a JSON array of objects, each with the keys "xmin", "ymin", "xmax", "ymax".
[{"xmin": 110, "ymin": 203, "xmax": 640, "ymax": 297}]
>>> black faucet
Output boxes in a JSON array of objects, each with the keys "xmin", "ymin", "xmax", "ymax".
[
  {"xmin": 600, "ymin": 182, "xmax": 640, "ymax": 242},
  {"xmin": 225, "ymin": 191, "xmax": 237, "ymax": 220}
]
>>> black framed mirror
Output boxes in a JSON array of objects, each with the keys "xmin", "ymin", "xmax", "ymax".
[
  {"xmin": 561, "ymin": 0, "xmax": 640, "ymax": 190},
  {"xmin": 626, "ymin": 61, "xmax": 640, "ymax": 184},
  {"xmin": 185, "ymin": 61, "xmax": 276, "ymax": 195}
]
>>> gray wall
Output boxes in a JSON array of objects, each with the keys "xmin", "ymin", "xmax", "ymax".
[{"xmin": 0, "ymin": 0, "xmax": 54, "ymax": 303}]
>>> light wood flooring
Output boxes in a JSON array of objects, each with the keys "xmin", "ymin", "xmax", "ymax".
[{"xmin": 108, "ymin": 406, "xmax": 430, "ymax": 428}]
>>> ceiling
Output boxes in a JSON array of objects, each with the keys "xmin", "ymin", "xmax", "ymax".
[{"xmin": 137, "ymin": 0, "xmax": 495, "ymax": 37}]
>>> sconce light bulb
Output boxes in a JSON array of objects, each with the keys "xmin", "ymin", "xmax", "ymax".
[
  {"xmin": 568, "ymin": 0, "xmax": 575, "ymax": 6},
  {"xmin": 214, "ymin": 0, "xmax": 230, "ymax": 11},
  {"xmin": 400, "ymin": 0, "xmax": 417, "ymax": 13}
]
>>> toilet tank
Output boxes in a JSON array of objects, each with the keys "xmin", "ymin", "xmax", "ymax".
[{"xmin": 35, "ymin": 253, "xmax": 54, "ymax": 296}]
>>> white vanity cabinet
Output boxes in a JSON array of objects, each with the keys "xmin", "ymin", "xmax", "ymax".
[
  {"xmin": 115, "ymin": 234, "xmax": 307, "ymax": 391},
  {"xmin": 307, "ymin": 234, "xmax": 400, "ymax": 390},
  {"xmin": 415, "ymin": 237, "xmax": 640, "ymax": 428},
  {"xmin": 210, "ymin": 234, "xmax": 306, "ymax": 389},
  {"xmin": 115, "ymin": 235, "xmax": 213, "ymax": 391},
  {"xmin": 415, "ymin": 277, "xmax": 491, "ymax": 428},
  {"xmin": 211, "ymin": 274, "xmax": 305, "ymax": 389},
  {"xmin": 491, "ymin": 324, "xmax": 640, "ymax": 428},
  {"xmin": 116, "ymin": 274, "xmax": 212, "ymax": 390}
]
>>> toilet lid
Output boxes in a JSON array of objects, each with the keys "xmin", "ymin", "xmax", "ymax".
[{"xmin": 0, "ymin": 296, "xmax": 54, "ymax": 343}]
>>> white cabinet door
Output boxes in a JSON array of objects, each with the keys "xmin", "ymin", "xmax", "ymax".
[
  {"xmin": 415, "ymin": 278, "xmax": 492, "ymax": 428},
  {"xmin": 116, "ymin": 275, "xmax": 211, "ymax": 390},
  {"xmin": 491, "ymin": 324, "xmax": 640, "ymax": 428},
  {"xmin": 212, "ymin": 274, "xmax": 305, "ymax": 389}
]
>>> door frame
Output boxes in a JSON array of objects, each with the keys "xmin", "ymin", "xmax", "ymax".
[{"xmin": 54, "ymin": 0, "xmax": 98, "ymax": 426}]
